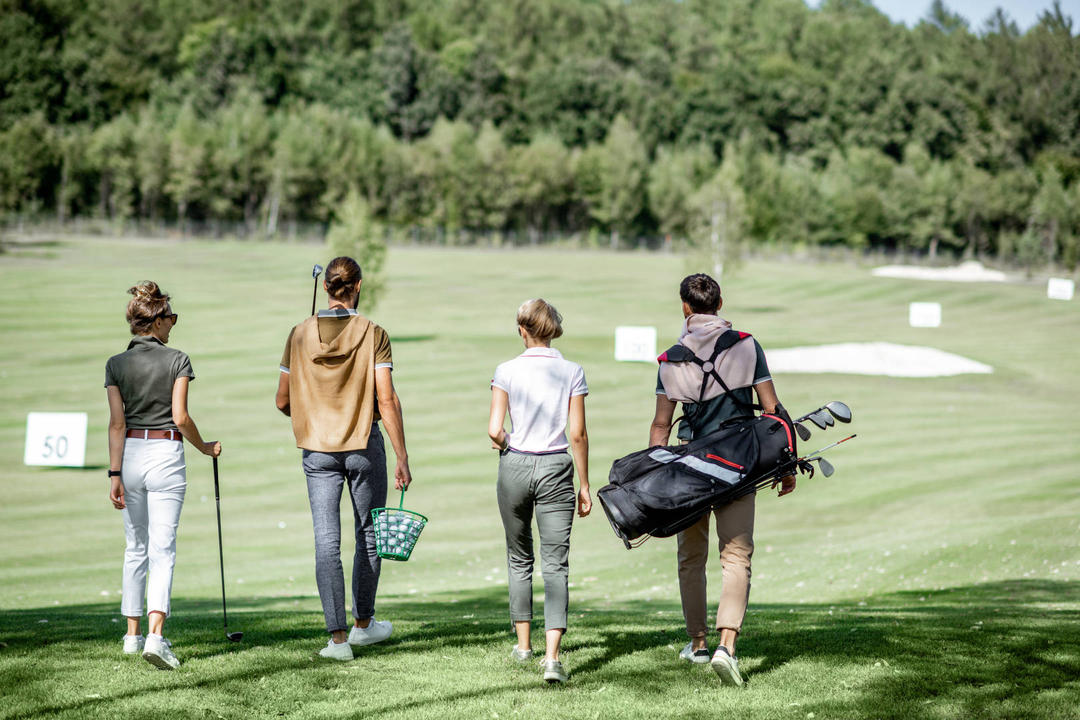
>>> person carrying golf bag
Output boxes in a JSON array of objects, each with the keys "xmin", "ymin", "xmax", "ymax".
[
  {"xmin": 105, "ymin": 281, "xmax": 222, "ymax": 670},
  {"xmin": 488, "ymin": 299, "xmax": 592, "ymax": 684},
  {"xmin": 275, "ymin": 256, "xmax": 413, "ymax": 661},
  {"xmin": 649, "ymin": 274, "xmax": 795, "ymax": 686}
]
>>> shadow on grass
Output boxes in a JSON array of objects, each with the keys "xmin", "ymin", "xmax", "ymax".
[{"xmin": 1, "ymin": 579, "xmax": 1077, "ymax": 718}]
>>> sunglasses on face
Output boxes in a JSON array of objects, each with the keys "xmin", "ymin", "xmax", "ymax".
[{"xmin": 157, "ymin": 311, "xmax": 178, "ymax": 325}]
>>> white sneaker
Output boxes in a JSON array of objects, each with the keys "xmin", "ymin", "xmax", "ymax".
[
  {"xmin": 510, "ymin": 644, "xmax": 533, "ymax": 663},
  {"xmin": 318, "ymin": 639, "xmax": 354, "ymax": 661},
  {"xmin": 710, "ymin": 646, "xmax": 743, "ymax": 686},
  {"xmin": 122, "ymin": 634, "xmax": 145, "ymax": 654},
  {"xmin": 542, "ymin": 658, "xmax": 567, "ymax": 684},
  {"xmin": 678, "ymin": 642, "xmax": 711, "ymax": 664},
  {"xmin": 347, "ymin": 619, "xmax": 393, "ymax": 647},
  {"xmin": 142, "ymin": 635, "xmax": 180, "ymax": 670}
]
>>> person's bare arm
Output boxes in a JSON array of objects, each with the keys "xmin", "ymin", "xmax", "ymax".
[
  {"xmin": 376, "ymin": 367, "xmax": 411, "ymax": 490},
  {"xmin": 649, "ymin": 395, "xmax": 678, "ymax": 447},
  {"xmin": 275, "ymin": 371, "xmax": 290, "ymax": 416},
  {"xmin": 488, "ymin": 387, "xmax": 510, "ymax": 450},
  {"xmin": 754, "ymin": 379, "xmax": 795, "ymax": 496},
  {"xmin": 107, "ymin": 386, "xmax": 126, "ymax": 509},
  {"xmin": 567, "ymin": 394, "xmax": 591, "ymax": 517},
  {"xmin": 172, "ymin": 377, "xmax": 221, "ymax": 457}
]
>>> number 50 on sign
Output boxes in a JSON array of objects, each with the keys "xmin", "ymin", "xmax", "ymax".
[{"xmin": 24, "ymin": 412, "xmax": 88, "ymax": 467}]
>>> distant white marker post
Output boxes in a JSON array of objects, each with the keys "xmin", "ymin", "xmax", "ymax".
[
  {"xmin": 909, "ymin": 302, "xmax": 942, "ymax": 328},
  {"xmin": 615, "ymin": 326, "xmax": 658, "ymax": 362},
  {"xmin": 1047, "ymin": 278, "xmax": 1074, "ymax": 301}
]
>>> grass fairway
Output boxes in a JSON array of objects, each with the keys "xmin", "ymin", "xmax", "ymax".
[{"xmin": 0, "ymin": 236, "xmax": 1078, "ymax": 719}]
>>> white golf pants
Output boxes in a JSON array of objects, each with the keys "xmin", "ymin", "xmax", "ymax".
[{"xmin": 120, "ymin": 437, "xmax": 186, "ymax": 618}]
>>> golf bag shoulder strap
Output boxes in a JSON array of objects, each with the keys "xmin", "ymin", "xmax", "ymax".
[{"xmin": 658, "ymin": 329, "xmax": 761, "ymax": 411}]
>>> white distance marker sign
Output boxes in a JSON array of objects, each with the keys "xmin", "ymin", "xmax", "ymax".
[
  {"xmin": 909, "ymin": 302, "xmax": 942, "ymax": 328},
  {"xmin": 24, "ymin": 412, "xmax": 88, "ymax": 467},
  {"xmin": 615, "ymin": 326, "xmax": 658, "ymax": 363},
  {"xmin": 1047, "ymin": 278, "xmax": 1074, "ymax": 301}
]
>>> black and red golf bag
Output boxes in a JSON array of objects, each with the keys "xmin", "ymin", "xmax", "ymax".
[{"xmin": 597, "ymin": 412, "xmax": 799, "ymax": 548}]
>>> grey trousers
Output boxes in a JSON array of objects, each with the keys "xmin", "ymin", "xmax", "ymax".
[
  {"xmin": 496, "ymin": 450, "xmax": 576, "ymax": 632},
  {"xmin": 302, "ymin": 425, "xmax": 387, "ymax": 633}
]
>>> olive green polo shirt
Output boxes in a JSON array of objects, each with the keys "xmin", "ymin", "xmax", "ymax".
[{"xmin": 105, "ymin": 335, "xmax": 195, "ymax": 430}]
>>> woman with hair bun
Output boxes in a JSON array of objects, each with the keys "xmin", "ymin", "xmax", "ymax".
[
  {"xmin": 488, "ymin": 298, "xmax": 591, "ymax": 684},
  {"xmin": 275, "ymin": 256, "xmax": 413, "ymax": 662},
  {"xmin": 105, "ymin": 281, "xmax": 221, "ymax": 670}
]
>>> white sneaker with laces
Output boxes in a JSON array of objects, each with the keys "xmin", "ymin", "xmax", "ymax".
[
  {"xmin": 678, "ymin": 642, "xmax": 711, "ymax": 664},
  {"xmin": 347, "ymin": 619, "xmax": 393, "ymax": 647},
  {"xmin": 510, "ymin": 644, "xmax": 533, "ymax": 663},
  {"xmin": 710, "ymin": 646, "xmax": 743, "ymax": 686},
  {"xmin": 123, "ymin": 634, "xmax": 145, "ymax": 655},
  {"xmin": 318, "ymin": 639, "xmax": 354, "ymax": 661},
  {"xmin": 142, "ymin": 634, "xmax": 180, "ymax": 670},
  {"xmin": 542, "ymin": 658, "xmax": 567, "ymax": 684}
]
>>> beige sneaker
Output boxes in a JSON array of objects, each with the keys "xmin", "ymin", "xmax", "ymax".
[
  {"xmin": 510, "ymin": 644, "xmax": 533, "ymax": 663},
  {"xmin": 318, "ymin": 639, "xmax": 354, "ymax": 661},
  {"xmin": 142, "ymin": 635, "xmax": 180, "ymax": 670}
]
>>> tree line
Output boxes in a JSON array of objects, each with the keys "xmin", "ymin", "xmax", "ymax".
[{"xmin": 1, "ymin": 0, "xmax": 1078, "ymax": 269}]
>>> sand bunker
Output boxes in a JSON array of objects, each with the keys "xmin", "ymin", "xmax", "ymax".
[
  {"xmin": 871, "ymin": 261, "xmax": 1007, "ymax": 283},
  {"xmin": 768, "ymin": 342, "xmax": 993, "ymax": 377}
]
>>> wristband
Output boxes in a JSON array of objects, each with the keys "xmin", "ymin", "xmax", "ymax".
[{"xmin": 108, "ymin": 470, "xmax": 122, "ymax": 478}]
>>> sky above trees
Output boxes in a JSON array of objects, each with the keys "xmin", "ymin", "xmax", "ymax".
[{"xmin": 810, "ymin": 0, "xmax": 1080, "ymax": 30}]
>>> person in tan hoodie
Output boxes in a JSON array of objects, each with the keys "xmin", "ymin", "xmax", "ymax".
[{"xmin": 275, "ymin": 256, "xmax": 413, "ymax": 661}]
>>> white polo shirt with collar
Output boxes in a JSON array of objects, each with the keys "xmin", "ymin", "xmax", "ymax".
[{"xmin": 491, "ymin": 346, "xmax": 588, "ymax": 453}]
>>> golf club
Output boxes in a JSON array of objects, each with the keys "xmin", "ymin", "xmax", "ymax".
[
  {"xmin": 824, "ymin": 401, "xmax": 852, "ymax": 423},
  {"xmin": 213, "ymin": 457, "xmax": 243, "ymax": 643},
  {"xmin": 795, "ymin": 422, "xmax": 811, "ymax": 441},
  {"xmin": 311, "ymin": 264, "xmax": 323, "ymax": 315},
  {"xmin": 802, "ymin": 433, "xmax": 857, "ymax": 461},
  {"xmin": 818, "ymin": 457, "xmax": 835, "ymax": 477},
  {"xmin": 806, "ymin": 413, "xmax": 828, "ymax": 430},
  {"xmin": 816, "ymin": 410, "xmax": 835, "ymax": 428}
]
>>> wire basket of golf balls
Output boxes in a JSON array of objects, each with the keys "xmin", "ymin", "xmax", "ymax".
[{"xmin": 371, "ymin": 490, "xmax": 428, "ymax": 561}]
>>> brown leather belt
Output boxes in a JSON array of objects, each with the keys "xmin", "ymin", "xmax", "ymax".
[{"xmin": 126, "ymin": 429, "xmax": 182, "ymax": 441}]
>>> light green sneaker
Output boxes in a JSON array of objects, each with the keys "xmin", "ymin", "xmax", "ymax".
[{"xmin": 542, "ymin": 659, "xmax": 567, "ymax": 684}]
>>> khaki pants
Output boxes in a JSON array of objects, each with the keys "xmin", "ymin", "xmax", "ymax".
[{"xmin": 676, "ymin": 491, "xmax": 755, "ymax": 638}]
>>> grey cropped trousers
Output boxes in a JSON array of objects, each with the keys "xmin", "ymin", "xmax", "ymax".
[
  {"xmin": 496, "ymin": 450, "xmax": 576, "ymax": 632},
  {"xmin": 302, "ymin": 425, "xmax": 387, "ymax": 633}
]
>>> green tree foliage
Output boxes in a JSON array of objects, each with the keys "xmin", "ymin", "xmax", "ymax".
[
  {"xmin": 2, "ymin": 0, "xmax": 1079, "ymax": 268},
  {"xmin": 326, "ymin": 190, "xmax": 386, "ymax": 313}
]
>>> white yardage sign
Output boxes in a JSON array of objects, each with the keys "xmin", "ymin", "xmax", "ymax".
[
  {"xmin": 615, "ymin": 326, "xmax": 658, "ymax": 363},
  {"xmin": 909, "ymin": 302, "xmax": 942, "ymax": 328},
  {"xmin": 1047, "ymin": 278, "xmax": 1074, "ymax": 301},
  {"xmin": 24, "ymin": 412, "xmax": 88, "ymax": 467}
]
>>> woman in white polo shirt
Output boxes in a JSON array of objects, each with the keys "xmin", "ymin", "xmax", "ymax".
[{"xmin": 488, "ymin": 298, "xmax": 591, "ymax": 684}]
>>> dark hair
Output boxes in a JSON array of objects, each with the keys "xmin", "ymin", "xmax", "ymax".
[
  {"xmin": 516, "ymin": 298, "xmax": 563, "ymax": 341},
  {"xmin": 679, "ymin": 274, "xmax": 721, "ymax": 314},
  {"xmin": 325, "ymin": 256, "xmax": 363, "ymax": 301},
  {"xmin": 126, "ymin": 281, "xmax": 171, "ymax": 335}
]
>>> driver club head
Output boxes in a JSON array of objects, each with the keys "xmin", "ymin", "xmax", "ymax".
[
  {"xmin": 818, "ymin": 458, "xmax": 835, "ymax": 477},
  {"xmin": 825, "ymin": 401, "xmax": 852, "ymax": 423},
  {"xmin": 226, "ymin": 631, "xmax": 244, "ymax": 642},
  {"xmin": 312, "ymin": 264, "xmax": 323, "ymax": 279},
  {"xmin": 795, "ymin": 422, "xmax": 811, "ymax": 441}
]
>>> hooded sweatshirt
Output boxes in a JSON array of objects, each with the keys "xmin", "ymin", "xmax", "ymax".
[{"xmin": 288, "ymin": 314, "xmax": 376, "ymax": 451}]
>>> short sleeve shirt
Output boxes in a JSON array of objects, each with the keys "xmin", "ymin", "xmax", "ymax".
[
  {"xmin": 656, "ymin": 338, "xmax": 771, "ymax": 441},
  {"xmin": 279, "ymin": 308, "xmax": 393, "ymax": 420},
  {"xmin": 105, "ymin": 335, "xmax": 195, "ymax": 430},
  {"xmin": 491, "ymin": 347, "xmax": 588, "ymax": 453}
]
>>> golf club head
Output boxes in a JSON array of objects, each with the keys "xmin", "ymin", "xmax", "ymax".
[
  {"xmin": 825, "ymin": 401, "xmax": 852, "ymax": 423},
  {"xmin": 226, "ymin": 631, "xmax": 244, "ymax": 642},
  {"xmin": 312, "ymin": 264, "xmax": 323, "ymax": 279},
  {"xmin": 806, "ymin": 413, "xmax": 828, "ymax": 430},
  {"xmin": 818, "ymin": 458, "xmax": 835, "ymax": 477},
  {"xmin": 795, "ymin": 422, "xmax": 811, "ymax": 441},
  {"xmin": 820, "ymin": 411, "xmax": 835, "ymax": 428}
]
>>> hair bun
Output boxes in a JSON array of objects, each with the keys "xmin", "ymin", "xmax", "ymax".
[{"xmin": 128, "ymin": 281, "xmax": 162, "ymax": 302}]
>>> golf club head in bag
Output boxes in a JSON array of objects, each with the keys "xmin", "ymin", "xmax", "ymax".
[
  {"xmin": 795, "ymin": 422, "xmax": 812, "ymax": 441},
  {"xmin": 817, "ymin": 410, "xmax": 835, "ymax": 428},
  {"xmin": 817, "ymin": 457, "xmax": 835, "ymax": 477},
  {"xmin": 825, "ymin": 401, "xmax": 852, "ymax": 423},
  {"xmin": 806, "ymin": 413, "xmax": 828, "ymax": 430}
]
